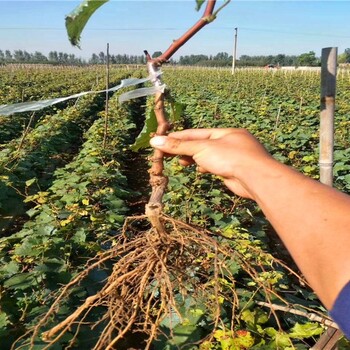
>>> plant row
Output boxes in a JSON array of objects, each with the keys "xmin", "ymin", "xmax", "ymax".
[
  {"xmin": 0, "ymin": 69, "xmax": 141, "ymax": 235},
  {"xmin": 0, "ymin": 88, "xmax": 141, "ymax": 348},
  {"xmin": 0, "ymin": 66, "xmax": 136, "ymax": 143},
  {"xmin": 158, "ymin": 68, "xmax": 350, "ymax": 348},
  {"xmin": 163, "ymin": 68, "xmax": 350, "ymax": 192}
]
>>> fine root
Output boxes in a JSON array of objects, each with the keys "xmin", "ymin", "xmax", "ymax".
[{"xmin": 15, "ymin": 214, "xmax": 319, "ymax": 350}]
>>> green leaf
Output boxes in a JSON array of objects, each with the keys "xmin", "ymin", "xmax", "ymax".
[
  {"xmin": 73, "ymin": 228, "xmax": 87, "ymax": 244},
  {"xmin": 241, "ymin": 309, "xmax": 269, "ymax": 330},
  {"xmin": 289, "ymin": 322, "xmax": 323, "ymax": 339},
  {"xmin": 274, "ymin": 333, "xmax": 292, "ymax": 348},
  {"xmin": 65, "ymin": 0, "xmax": 109, "ymax": 47},
  {"xmin": 3, "ymin": 273, "xmax": 38, "ymax": 290},
  {"xmin": 196, "ymin": 0, "xmax": 206, "ymax": 11},
  {"xmin": 235, "ymin": 330, "xmax": 255, "ymax": 349},
  {"xmin": 0, "ymin": 261, "xmax": 19, "ymax": 277},
  {"xmin": 170, "ymin": 101, "xmax": 185, "ymax": 122},
  {"xmin": 131, "ymin": 109, "xmax": 158, "ymax": 151},
  {"xmin": 0, "ymin": 312, "xmax": 9, "ymax": 329},
  {"xmin": 344, "ymin": 174, "xmax": 350, "ymax": 184},
  {"xmin": 25, "ymin": 178, "xmax": 36, "ymax": 187}
]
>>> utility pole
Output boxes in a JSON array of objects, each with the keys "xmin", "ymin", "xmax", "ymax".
[{"xmin": 231, "ymin": 27, "xmax": 238, "ymax": 74}]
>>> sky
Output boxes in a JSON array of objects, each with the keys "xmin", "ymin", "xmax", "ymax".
[{"xmin": 0, "ymin": 0, "xmax": 349, "ymax": 60}]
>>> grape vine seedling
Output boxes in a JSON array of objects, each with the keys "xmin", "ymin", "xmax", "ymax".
[{"xmin": 7, "ymin": 1, "xmax": 340, "ymax": 349}]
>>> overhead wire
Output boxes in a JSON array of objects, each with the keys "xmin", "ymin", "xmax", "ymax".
[{"xmin": 0, "ymin": 26, "xmax": 349, "ymax": 39}]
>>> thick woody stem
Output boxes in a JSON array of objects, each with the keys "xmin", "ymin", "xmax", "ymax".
[
  {"xmin": 144, "ymin": 0, "xmax": 219, "ymax": 231},
  {"xmin": 155, "ymin": 0, "xmax": 217, "ymax": 64},
  {"xmin": 145, "ymin": 62, "xmax": 170, "ymax": 232}
]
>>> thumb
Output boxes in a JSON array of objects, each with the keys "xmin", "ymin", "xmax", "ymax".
[{"xmin": 150, "ymin": 135, "xmax": 200, "ymax": 157}]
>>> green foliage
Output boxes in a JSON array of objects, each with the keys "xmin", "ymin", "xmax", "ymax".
[
  {"xmin": 0, "ymin": 72, "xmax": 144, "ymax": 347},
  {"xmin": 66, "ymin": 0, "xmax": 109, "ymax": 47},
  {"xmin": 0, "ymin": 68, "xmax": 134, "ymax": 234},
  {"xmin": 296, "ymin": 51, "xmax": 320, "ymax": 67},
  {"xmin": 196, "ymin": 0, "xmax": 206, "ymax": 11},
  {"xmin": 131, "ymin": 95, "xmax": 185, "ymax": 151},
  {"xmin": 66, "ymin": 0, "xmax": 208, "ymax": 47},
  {"xmin": 160, "ymin": 67, "xmax": 350, "ymax": 348},
  {"xmin": 1, "ymin": 66, "xmax": 350, "ymax": 348},
  {"xmin": 131, "ymin": 108, "xmax": 157, "ymax": 151},
  {"xmin": 153, "ymin": 297, "xmax": 206, "ymax": 349}
]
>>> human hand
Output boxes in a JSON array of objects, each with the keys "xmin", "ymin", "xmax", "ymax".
[{"xmin": 150, "ymin": 128, "xmax": 275, "ymax": 200}]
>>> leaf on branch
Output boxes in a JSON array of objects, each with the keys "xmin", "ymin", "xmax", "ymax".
[
  {"xmin": 195, "ymin": 0, "xmax": 206, "ymax": 11},
  {"xmin": 131, "ymin": 110, "xmax": 158, "ymax": 152},
  {"xmin": 65, "ymin": 0, "xmax": 109, "ymax": 47},
  {"xmin": 170, "ymin": 101, "xmax": 185, "ymax": 122}
]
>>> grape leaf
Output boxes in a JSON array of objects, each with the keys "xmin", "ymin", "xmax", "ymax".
[
  {"xmin": 131, "ymin": 110, "xmax": 158, "ymax": 152},
  {"xmin": 170, "ymin": 101, "xmax": 185, "ymax": 122},
  {"xmin": 65, "ymin": 0, "xmax": 109, "ymax": 47},
  {"xmin": 0, "ymin": 312, "xmax": 9, "ymax": 329},
  {"xmin": 196, "ymin": 0, "xmax": 206, "ymax": 11},
  {"xmin": 289, "ymin": 322, "xmax": 323, "ymax": 339},
  {"xmin": 3, "ymin": 273, "xmax": 38, "ymax": 290}
]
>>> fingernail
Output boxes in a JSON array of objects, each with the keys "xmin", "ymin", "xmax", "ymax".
[{"xmin": 150, "ymin": 136, "xmax": 167, "ymax": 147}]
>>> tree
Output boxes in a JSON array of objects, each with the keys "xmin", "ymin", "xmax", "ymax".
[
  {"xmin": 297, "ymin": 51, "xmax": 320, "ymax": 67},
  {"xmin": 274, "ymin": 53, "xmax": 285, "ymax": 66},
  {"xmin": 338, "ymin": 48, "xmax": 350, "ymax": 64},
  {"xmin": 13, "ymin": 50, "xmax": 25, "ymax": 62},
  {"xmin": 5, "ymin": 50, "xmax": 12, "ymax": 62},
  {"xmin": 152, "ymin": 51, "xmax": 162, "ymax": 58},
  {"xmin": 32, "ymin": 51, "xmax": 48, "ymax": 63},
  {"xmin": 89, "ymin": 53, "xmax": 99, "ymax": 64},
  {"xmin": 98, "ymin": 51, "xmax": 105, "ymax": 64},
  {"xmin": 48, "ymin": 51, "xmax": 58, "ymax": 63},
  {"xmin": 214, "ymin": 51, "xmax": 228, "ymax": 60},
  {"xmin": 23, "ymin": 50, "xmax": 31, "ymax": 62},
  {"xmin": 345, "ymin": 48, "xmax": 350, "ymax": 63}
]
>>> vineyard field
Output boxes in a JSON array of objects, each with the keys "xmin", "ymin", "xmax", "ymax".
[{"xmin": 0, "ymin": 65, "xmax": 350, "ymax": 349}]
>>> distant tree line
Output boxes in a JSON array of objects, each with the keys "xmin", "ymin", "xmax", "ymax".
[
  {"xmin": 179, "ymin": 50, "xmax": 347, "ymax": 67},
  {"xmin": 178, "ymin": 49, "xmax": 350, "ymax": 67},
  {"xmin": 0, "ymin": 49, "xmax": 149, "ymax": 66},
  {"xmin": 1, "ymin": 48, "xmax": 350, "ymax": 67},
  {"xmin": 0, "ymin": 50, "xmax": 85, "ymax": 65}
]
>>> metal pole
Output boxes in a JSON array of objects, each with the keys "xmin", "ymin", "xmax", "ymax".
[
  {"xmin": 231, "ymin": 27, "xmax": 238, "ymax": 74},
  {"xmin": 319, "ymin": 47, "xmax": 337, "ymax": 186}
]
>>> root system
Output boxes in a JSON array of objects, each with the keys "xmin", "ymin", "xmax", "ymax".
[{"xmin": 14, "ymin": 214, "xmax": 320, "ymax": 350}]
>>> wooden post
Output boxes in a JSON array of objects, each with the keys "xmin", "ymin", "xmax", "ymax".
[
  {"xmin": 319, "ymin": 47, "xmax": 337, "ymax": 186},
  {"xmin": 231, "ymin": 27, "xmax": 238, "ymax": 74},
  {"xmin": 311, "ymin": 328, "xmax": 342, "ymax": 350}
]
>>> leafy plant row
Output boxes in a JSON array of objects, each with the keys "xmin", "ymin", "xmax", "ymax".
[
  {"xmin": 0, "ymin": 69, "xmax": 139, "ymax": 235},
  {"xmin": 0, "ymin": 65, "xmax": 116, "ymax": 105},
  {"xmin": 0, "ymin": 88, "xmax": 140, "ymax": 348},
  {"xmin": 0, "ymin": 94, "xmax": 95, "ymax": 231},
  {"xmin": 163, "ymin": 67, "xmax": 350, "ymax": 192},
  {"xmin": 0, "ymin": 66, "xmax": 136, "ymax": 143},
  {"xmin": 158, "ymin": 67, "xmax": 350, "ymax": 348}
]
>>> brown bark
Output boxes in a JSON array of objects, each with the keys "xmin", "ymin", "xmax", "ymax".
[
  {"xmin": 145, "ymin": 62, "xmax": 170, "ymax": 232},
  {"xmin": 144, "ymin": 1, "xmax": 220, "ymax": 230},
  {"xmin": 155, "ymin": 0, "xmax": 217, "ymax": 64}
]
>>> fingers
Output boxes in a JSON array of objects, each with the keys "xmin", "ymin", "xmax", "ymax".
[
  {"xmin": 196, "ymin": 166, "xmax": 208, "ymax": 173},
  {"xmin": 178, "ymin": 156, "xmax": 194, "ymax": 167},
  {"xmin": 150, "ymin": 135, "xmax": 207, "ymax": 157},
  {"xmin": 167, "ymin": 128, "xmax": 234, "ymax": 141}
]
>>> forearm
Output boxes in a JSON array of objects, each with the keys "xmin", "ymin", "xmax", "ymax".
[{"xmin": 241, "ymin": 159, "xmax": 350, "ymax": 309}]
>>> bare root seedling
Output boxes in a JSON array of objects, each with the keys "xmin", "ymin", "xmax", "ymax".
[{"xmin": 12, "ymin": 213, "xmax": 322, "ymax": 350}]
